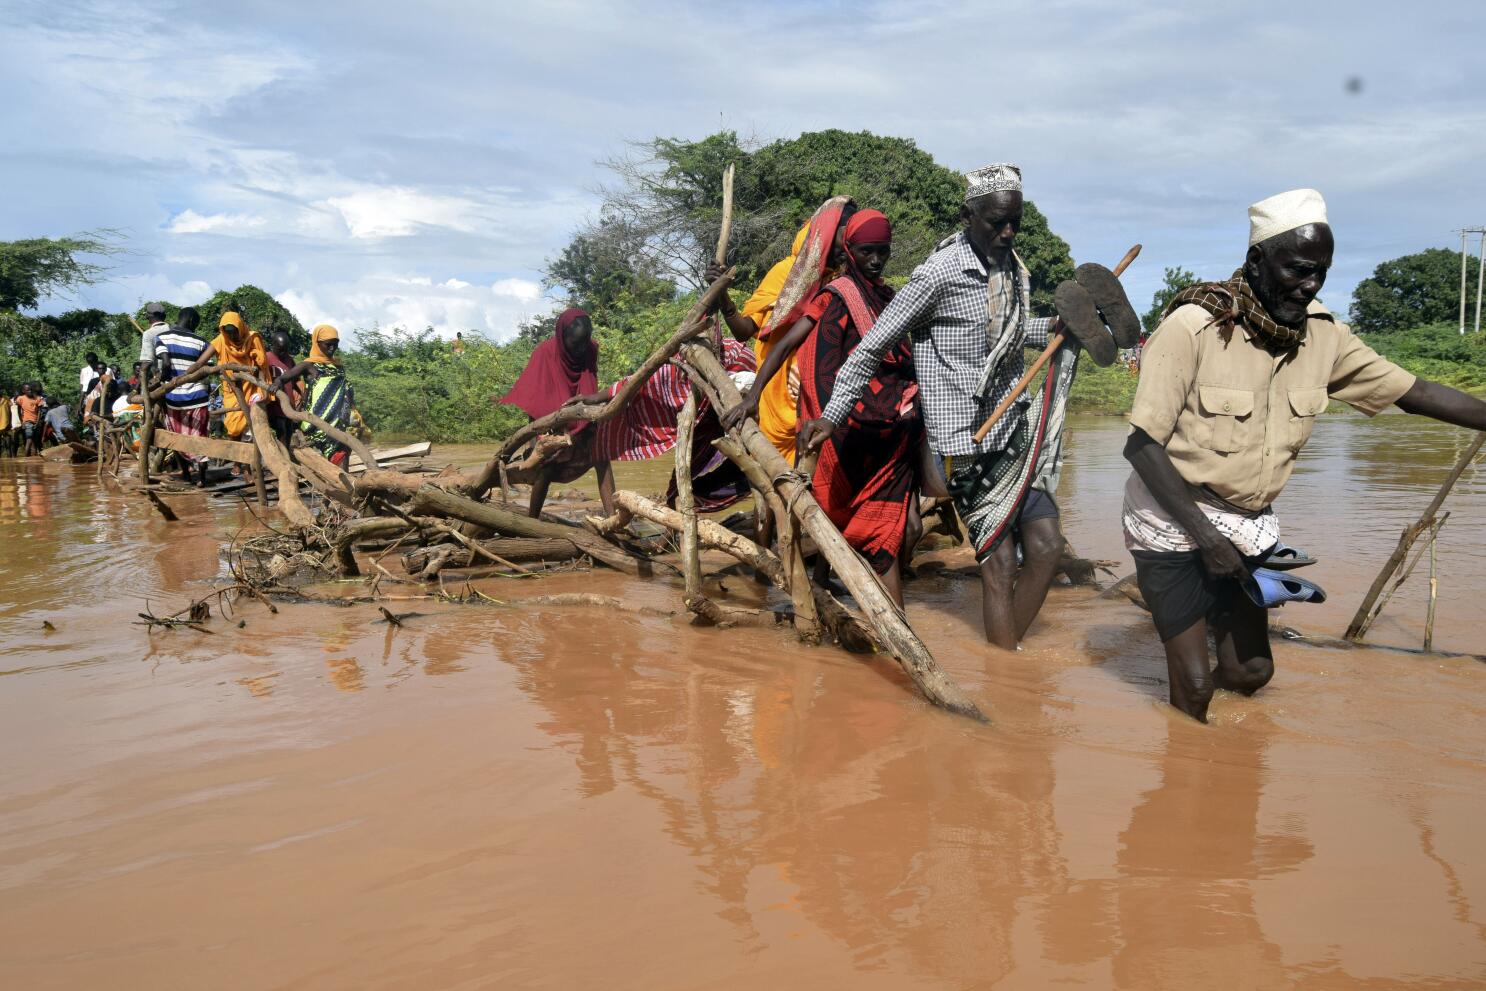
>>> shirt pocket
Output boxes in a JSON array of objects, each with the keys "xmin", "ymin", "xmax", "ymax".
[
  {"xmin": 1197, "ymin": 385, "xmax": 1254, "ymax": 454},
  {"xmin": 1286, "ymin": 386, "xmax": 1329, "ymax": 451}
]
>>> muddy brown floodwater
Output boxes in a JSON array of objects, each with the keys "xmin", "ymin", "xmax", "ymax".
[{"xmin": 1, "ymin": 414, "xmax": 1483, "ymax": 989}]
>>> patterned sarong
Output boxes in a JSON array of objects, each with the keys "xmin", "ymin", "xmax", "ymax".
[
  {"xmin": 946, "ymin": 340, "xmax": 1080, "ymax": 560},
  {"xmin": 164, "ymin": 406, "xmax": 210, "ymax": 464},
  {"xmin": 301, "ymin": 365, "xmax": 353, "ymax": 460}
]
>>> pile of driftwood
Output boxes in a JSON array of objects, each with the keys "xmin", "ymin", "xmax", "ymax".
[{"xmin": 129, "ymin": 274, "xmax": 1119, "ymax": 722}]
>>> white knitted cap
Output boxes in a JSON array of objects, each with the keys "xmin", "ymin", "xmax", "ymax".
[{"xmin": 1248, "ymin": 188, "xmax": 1328, "ymax": 246}]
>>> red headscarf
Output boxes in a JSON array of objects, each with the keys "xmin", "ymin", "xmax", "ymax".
[
  {"xmin": 500, "ymin": 307, "xmax": 599, "ymax": 423},
  {"xmin": 841, "ymin": 209, "xmax": 895, "ymax": 315}
]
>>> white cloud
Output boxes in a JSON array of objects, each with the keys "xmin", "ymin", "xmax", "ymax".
[
  {"xmin": 324, "ymin": 186, "xmax": 485, "ymax": 239},
  {"xmin": 167, "ymin": 210, "xmax": 268, "ymax": 234},
  {"xmin": 277, "ymin": 273, "xmax": 559, "ymax": 342},
  {"xmin": 492, "ymin": 278, "xmax": 542, "ymax": 302}
]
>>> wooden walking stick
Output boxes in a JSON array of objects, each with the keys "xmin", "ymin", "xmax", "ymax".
[
  {"xmin": 971, "ymin": 243, "xmax": 1142, "ymax": 444},
  {"xmin": 710, "ymin": 163, "xmax": 736, "ymax": 357}
]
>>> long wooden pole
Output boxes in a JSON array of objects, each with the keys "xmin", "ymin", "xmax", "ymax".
[
  {"xmin": 972, "ymin": 243, "xmax": 1141, "ymax": 444},
  {"xmin": 711, "ymin": 163, "xmax": 735, "ymax": 358},
  {"xmin": 1345, "ymin": 433, "xmax": 1485, "ymax": 641},
  {"xmin": 674, "ymin": 392, "xmax": 708, "ymax": 618},
  {"xmin": 139, "ymin": 380, "xmax": 155, "ymax": 485},
  {"xmin": 1424, "ymin": 531, "xmax": 1439, "ymax": 652},
  {"xmin": 679, "ymin": 340, "xmax": 985, "ymax": 721}
]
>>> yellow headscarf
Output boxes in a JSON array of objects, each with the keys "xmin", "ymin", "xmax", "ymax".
[
  {"xmin": 213, "ymin": 311, "xmax": 269, "ymax": 438},
  {"xmin": 308, "ymin": 324, "xmax": 341, "ymax": 365},
  {"xmin": 740, "ymin": 221, "xmax": 819, "ymax": 464},
  {"xmin": 739, "ymin": 222, "xmax": 810, "ymax": 331}
]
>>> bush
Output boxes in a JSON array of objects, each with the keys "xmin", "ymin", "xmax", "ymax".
[{"xmin": 1068, "ymin": 359, "xmax": 1138, "ymax": 414}]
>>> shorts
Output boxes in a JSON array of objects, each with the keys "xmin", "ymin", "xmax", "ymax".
[
  {"xmin": 1131, "ymin": 549, "xmax": 1265, "ymax": 642},
  {"xmin": 22, "ymin": 422, "xmax": 36, "ymax": 441}
]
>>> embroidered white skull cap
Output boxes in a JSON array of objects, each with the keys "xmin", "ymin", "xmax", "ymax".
[{"xmin": 964, "ymin": 163, "xmax": 1022, "ymax": 203}]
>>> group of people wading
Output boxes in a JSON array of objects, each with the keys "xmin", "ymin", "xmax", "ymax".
[
  {"xmin": 158, "ymin": 309, "xmax": 358, "ymax": 484},
  {"xmin": 5, "ymin": 303, "xmax": 361, "ymax": 486},
  {"xmin": 501, "ymin": 164, "xmax": 1486, "ymax": 724}
]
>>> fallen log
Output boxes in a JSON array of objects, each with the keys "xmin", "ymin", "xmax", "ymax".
[
  {"xmin": 151, "ymin": 429, "xmax": 256, "ymax": 464},
  {"xmin": 292, "ymin": 447, "xmax": 357, "ymax": 508},
  {"xmin": 244, "ymin": 398, "xmax": 314, "ymax": 527},
  {"xmin": 402, "ymin": 536, "xmax": 584, "ymax": 579},
  {"xmin": 679, "ymin": 341, "xmax": 985, "ymax": 722},
  {"xmin": 402, "ymin": 484, "xmax": 675, "ymax": 578},
  {"xmin": 594, "ymin": 491, "xmax": 878, "ymax": 654}
]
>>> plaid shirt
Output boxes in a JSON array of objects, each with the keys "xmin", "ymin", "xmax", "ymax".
[{"xmin": 820, "ymin": 232, "xmax": 1052, "ymax": 457}]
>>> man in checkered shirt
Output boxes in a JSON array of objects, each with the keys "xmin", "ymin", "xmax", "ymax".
[{"xmin": 800, "ymin": 163, "xmax": 1108, "ymax": 650}]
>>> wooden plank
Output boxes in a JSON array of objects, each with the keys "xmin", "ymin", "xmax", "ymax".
[
  {"xmin": 347, "ymin": 442, "xmax": 431, "ymax": 471},
  {"xmin": 152, "ymin": 429, "xmax": 256, "ymax": 464}
]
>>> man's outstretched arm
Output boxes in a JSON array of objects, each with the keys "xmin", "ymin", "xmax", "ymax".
[{"xmin": 1395, "ymin": 378, "xmax": 1486, "ymax": 431}]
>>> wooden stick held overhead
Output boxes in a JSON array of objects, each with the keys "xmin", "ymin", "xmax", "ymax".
[{"xmin": 971, "ymin": 243, "xmax": 1141, "ymax": 445}]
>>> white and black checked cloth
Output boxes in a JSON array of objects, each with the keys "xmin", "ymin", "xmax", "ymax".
[{"xmin": 820, "ymin": 232, "xmax": 1052, "ymax": 457}]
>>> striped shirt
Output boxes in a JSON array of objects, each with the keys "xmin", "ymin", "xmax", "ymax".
[
  {"xmin": 819, "ymin": 232, "xmax": 1052, "ymax": 457},
  {"xmin": 155, "ymin": 330, "xmax": 210, "ymax": 409}
]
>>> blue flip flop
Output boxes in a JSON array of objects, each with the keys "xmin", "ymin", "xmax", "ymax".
[
  {"xmin": 1264, "ymin": 542, "xmax": 1317, "ymax": 570},
  {"xmin": 1243, "ymin": 568, "xmax": 1327, "ymax": 608}
]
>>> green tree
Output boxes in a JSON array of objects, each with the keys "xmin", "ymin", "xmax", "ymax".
[
  {"xmin": 0, "ymin": 308, "xmax": 135, "ymax": 404},
  {"xmin": 570, "ymin": 128, "xmax": 1076, "ymax": 314},
  {"xmin": 1143, "ymin": 266, "xmax": 1199, "ymax": 333},
  {"xmin": 0, "ymin": 231, "xmax": 120, "ymax": 312},
  {"xmin": 143, "ymin": 285, "xmax": 309, "ymax": 352},
  {"xmin": 545, "ymin": 219, "xmax": 675, "ymax": 314},
  {"xmin": 1351, "ymin": 248, "xmax": 1479, "ymax": 335}
]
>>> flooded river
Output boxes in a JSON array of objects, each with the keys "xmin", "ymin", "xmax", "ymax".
[{"xmin": 1, "ymin": 414, "xmax": 1483, "ymax": 989}]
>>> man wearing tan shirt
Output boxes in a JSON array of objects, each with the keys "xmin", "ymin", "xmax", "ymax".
[{"xmin": 1124, "ymin": 188, "xmax": 1486, "ymax": 722}]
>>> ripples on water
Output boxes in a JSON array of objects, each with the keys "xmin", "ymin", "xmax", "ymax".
[{"xmin": 0, "ymin": 416, "xmax": 1482, "ymax": 990}]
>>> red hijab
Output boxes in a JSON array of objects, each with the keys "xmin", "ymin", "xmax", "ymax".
[
  {"xmin": 841, "ymin": 209, "xmax": 895, "ymax": 315},
  {"xmin": 500, "ymin": 307, "xmax": 599, "ymax": 422}
]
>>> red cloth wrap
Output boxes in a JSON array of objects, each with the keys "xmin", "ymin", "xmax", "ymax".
[{"xmin": 500, "ymin": 308, "xmax": 599, "ymax": 428}]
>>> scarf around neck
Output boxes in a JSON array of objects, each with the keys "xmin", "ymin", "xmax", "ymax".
[{"xmin": 1164, "ymin": 269, "xmax": 1328, "ymax": 352}]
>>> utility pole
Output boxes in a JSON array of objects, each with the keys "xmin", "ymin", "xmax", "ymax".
[
  {"xmin": 1476, "ymin": 230, "xmax": 1485, "ymax": 336},
  {"xmin": 1462, "ymin": 230, "xmax": 1470, "ymax": 335},
  {"xmin": 1460, "ymin": 228, "xmax": 1486, "ymax": 335}
]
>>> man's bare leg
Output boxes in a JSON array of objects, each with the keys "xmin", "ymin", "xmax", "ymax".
[
  {"xmin": 753, "ymin": 496, "xmax": 775, "ymax": 584},
  {"xmin": 528, "ymin": 470, "xmax": 553, "ymax": 518},
  {"xmin": 902, "ymin": 495, "xmax": 923, "ymax": 573},
  {"xmin": 1013, "ymin": 516, "xmax": 1063, "ymax": 640},
  {"xmin": 979, "ymin": 539, "xmax": 1019, "ymax": 649},
  {"xmin": 1211, "ymin": 594, "xmax": 1275, "ymax": 696},
  {"xmin": 594, "ymin": 458, "xmax": 617, "ymax": 516},
  {"xmin": 880, "ymin": 559, "xmax": 904, "ymax": 609},
  {"xmin": 1160, "ymin": 618, "xmax": 1217, "ymax": 723}
]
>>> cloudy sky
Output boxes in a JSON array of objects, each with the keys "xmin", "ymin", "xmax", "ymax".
[{"xmin": 4, "ymin": 0, "xmax": 1482, "ymax": 341}]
